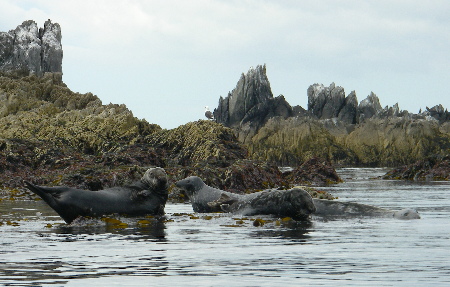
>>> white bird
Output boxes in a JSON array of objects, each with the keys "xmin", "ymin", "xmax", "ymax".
[{"xmin": 204, "ymin": 106, "xmax": 214, "ymax": 120}]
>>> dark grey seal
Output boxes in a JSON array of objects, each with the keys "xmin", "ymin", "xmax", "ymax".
[
  {"xmin": 25, "ymin": 167, "xmax": 169, "ymax": 224},
  {"xmin": 313, "ymin": 199, "xmax": 420, "ymax": 220},
  {"xmin": 175, "ymin": 176, "xmax": 316, "ymax": 220}
]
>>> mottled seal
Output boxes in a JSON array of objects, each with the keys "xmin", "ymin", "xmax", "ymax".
[
  {"xmin": 312, "ymin": 199, "xmax": 420, "ymax": 220},
  {"xmin": 25, "ymin": 167, "xmax": 169, "ymax": 224},
  {"xmin": 175, "ymin": 176, "xmax": 316, "ymax": 220}
]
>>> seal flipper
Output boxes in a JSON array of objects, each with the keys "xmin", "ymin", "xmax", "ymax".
[
  {"xmin": 207, "ymin": 193, "xmax": 238, "ymax": 212},
  {"xmin": 24, "ymin": 181, "xmax": 80, "ymax": 223},
  {"xmin": 24, "ymin": 181, "xmax": 61, "ymax": 207}
]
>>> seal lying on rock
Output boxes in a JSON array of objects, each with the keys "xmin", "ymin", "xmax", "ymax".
[
  {"xmin": 175, "ymin": 176, "xmax": 316, "ymax": 220},
  {"xmin": 312, "ymin": 199, "xmax": 420, "ymax": 220},
  {"xmin": 25, "ymin": 167, "xmax": 169, "ymax": 224}
]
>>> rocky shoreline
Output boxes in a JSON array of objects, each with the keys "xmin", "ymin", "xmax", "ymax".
[{"xmin": 0, "ymin": 20, "xmax": 448, "ymax": 204}]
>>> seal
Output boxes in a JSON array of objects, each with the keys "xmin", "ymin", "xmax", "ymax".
[
  {"xmin": 175, "ymin": 176, "xmax": 316, "ymax": 220},
  {"xmin": 312, "ymin": 199, "xmax": 420, "ymax": 220},
  {"xmin": 24, "ymin": 167, "xmax": 169, "ymax": 224}
]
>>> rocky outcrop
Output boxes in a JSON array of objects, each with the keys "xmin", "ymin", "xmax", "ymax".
[
  {"xmin": 145, "ymin": 120, "xmax": 248, "ymax": 166},
  {"xmin": 308, "ymin": 82, "xmax": 357, "ymax": 124},
  {"xmin": 246, "ymin": 117, "xmax": 357, "ymax": 166},
  {"xmin": 0, "ymin": 73, "xmax": 161, "ymax": 155},
  {"xmin": 0, "ymin": 20, "xmax": 62, "ymax": 76},
  {"xmin": 344, "ymin": 117, "xmax": 449, "ymax": 166},
  {"xmin": 382, "ymin": 155, "xmax": 450, "ymax": 181},
  {"xmin": 211, "ymin": 64, "xmax": 450, "ymax": 167},
  {"xmin": 0, "ymin": 72, "xmax": 341, "ymax": 200},
  {"xmin": 214, "ymin": 65, "xmax": 293, "ymax": 142},
  {"xmin": 284, "ymin": 157, "xmax": 343, "ymax": 185},
  {"xmin": 358, "ymin": 92, "xmax": 382, "ymax": 121},
  {"xmin": 420, "ymin": 104, "xmax": 450, "ymax": 123}
]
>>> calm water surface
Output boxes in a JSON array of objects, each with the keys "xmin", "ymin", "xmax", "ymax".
[{"xmin": 1, "ymin": 168, "xmax": 449, "ymax": 286}]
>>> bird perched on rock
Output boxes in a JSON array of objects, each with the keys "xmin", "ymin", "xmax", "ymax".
[{"xmin": 204, "ymin": 106, "xmax": 214, "ymax": 120}]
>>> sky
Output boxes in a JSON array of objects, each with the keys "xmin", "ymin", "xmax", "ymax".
[{"xmin": 1, "ymin": 0, "xmax": 449, "ymax": 129}]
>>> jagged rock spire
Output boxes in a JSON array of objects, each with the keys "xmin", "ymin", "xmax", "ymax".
[{"xmin": 0, "ymin": 19, "xmax": 63, "ymax": 76}]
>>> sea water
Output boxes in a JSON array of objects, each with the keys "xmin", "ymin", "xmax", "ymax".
[{"xmin": 1, "ymin": 168, "xmax": 449, "ymax": 286}]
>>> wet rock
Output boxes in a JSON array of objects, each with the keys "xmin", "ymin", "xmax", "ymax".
[
  {"xmin": 284, "ymin": 157, "xmax": 343, "ymax": 185},
  {"xmin": 383, "ymin": 155, "xmax": 450, "ymax": 181}
]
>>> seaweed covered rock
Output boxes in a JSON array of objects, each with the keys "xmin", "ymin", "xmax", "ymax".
[
  {"xmin": 0, "ymin": 137, "xmax": 166, "ymax": 200},
  {"xmin": 383, "ymin": 155, "xmax": 450, "ymax": 181},
  {"xmin": 345, "ymin": 117, "xmax": 450, "ymax": 166},
  {"xmin": 146, "ymin": 120, "xmax": 247, "ymax": 166},
  {"xmin": 247, "ymin": 117, "xmax": 357, "ymax": 166},
  {"xmin": 284, "ymin": 157, "xmax": 342, "ymax": 185},
  {"xmin": 0, "ymin": 73, "xmax": 160, "ymax": 154}
]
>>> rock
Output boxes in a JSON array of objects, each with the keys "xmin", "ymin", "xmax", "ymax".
[
  {"xmin": 214, "ymin": 64, "xmax": 273, "ymax": 127},
  {"xmin": 0, "ymin": 74, "xmax": 160, "ymax": 154},
  {"xmin": 382, "ymin": 155, "xmax": 450, "ymax": 181},
  {"xmin": 423, "ymin": 104, "xmax": 450, "ymax": 122},
  {"xmin": 145, "ymin": 120, "xmax": 247, "ymax": 166},
  {"xmin": 211, "ymin": 64, "xmax": 450, "ymax": 167},
  {"xmin": 0, "ymin": 20, "xmax": 63, "ymax": 76},
  {"xmin": 337, "ymin": 90, "xmax": 358, "ymax": 124},
  {"xmin": 284, "ymin": 157, "xmax": 342, "ymax": 185},
  {"xmin": 214, "ymin": 65, "xmax": 293, "ymax": 143},
  {"xmin": 307, "ymin": 82, "xmax": 345, "ymax": 119},
  {"xmin": 246, "ymin": 116, "xmax": 357, "ymax": 166},
  {"xmin": 358, "ymin": 92, "xmax": 382, "ymax": 121},
  {"xmin": 345, "ymin": 117, "xmax": 450, "ymax": 166}
]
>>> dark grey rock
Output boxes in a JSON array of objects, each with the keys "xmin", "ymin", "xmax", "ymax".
[
  {"xmin": 0, "ymin": 19, "xmax": 62, "ymax": 76},
  {"xmin": 424, "ymin": 104, "xmax": 450, "ymax": 122},
  {"xmin": 214, "ymin": 65, "xmax": 293, "ymax": 142},
  {"xmin": 337, "ymin": 90, "xmax": 358, "ymax": 124},
  {"xmin": 358, "ymin": 92, "xmax": 382, "ymax": 121}
]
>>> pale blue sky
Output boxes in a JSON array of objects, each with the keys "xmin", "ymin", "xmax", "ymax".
[{"xmin": 1, "ymin": 0, "xmax": 449, "ymax": 129}]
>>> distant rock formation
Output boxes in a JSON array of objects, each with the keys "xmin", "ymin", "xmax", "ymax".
[
  {"xmin": 214, "ymin": 64, "xmax": 293, "ymax": 142},
  {"xmin": 308, "ymin": 83, "xmax": 345, "ymax": 119},
  {"xmin": 0, "ymin": 20, "xmax": 62, "ymax": 76},
  {"xmin": 212, "ymin": 64, "xmax": 450, "ymax": 166}
]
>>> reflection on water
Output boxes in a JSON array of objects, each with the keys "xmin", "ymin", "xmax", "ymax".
[{"xmin": 1, "ymin": 168, "xmax": 450, "ymax": 286}]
